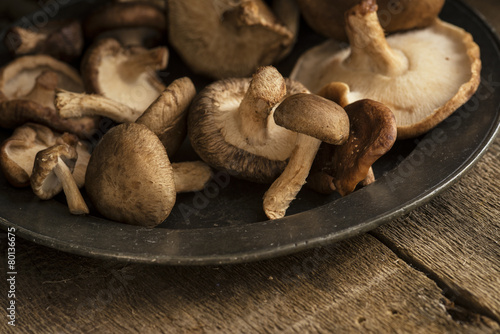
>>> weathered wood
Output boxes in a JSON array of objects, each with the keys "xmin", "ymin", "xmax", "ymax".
[
  {"xmin": 1, "ymin": 233, "xmax": 498, "ymax": 333},
  {"xmin": 373, "ymin": 137, "xmax": 500, "ymax": 323}
]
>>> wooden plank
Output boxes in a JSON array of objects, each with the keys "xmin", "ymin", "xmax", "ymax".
[
  {"xmin": 373, "ymin": 138, "xmax": 500, "ymax": 322},
  {"xmin": 1, "ymin": 233, "xmax": 498, "ymax": 333}
]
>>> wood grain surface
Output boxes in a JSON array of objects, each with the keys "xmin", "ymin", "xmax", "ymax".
[{"xmin": 0, "ymin": 0, "xmax": 499, "ymax": 333}]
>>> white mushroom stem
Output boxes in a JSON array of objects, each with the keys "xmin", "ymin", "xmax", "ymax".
[
  {"xmin": 23, "ymin": 71, "xmax": 59, "ymax": 109},
  {"xmin": 172, "ymin": 161, "xmax": 212, "ymax": 193},
  {"xmin": 237, "ymin": 66, "xmax": 287, "ymax": 145},
  {"xmin": 263, "ymin": 134, "xmax": 321, "ymax": 220},
  {"xmin": 120, "ymin": 47, "xmax": 168, "ymax": 81},
  {"xmin": 56, "ymin": 89, "xmax": 141, "ymax": 123},
  {"xmin": 345, "ymin": 1, "xmax": 408, "ymax": 76},
  {"xmin": 54, "ymin": 158, "xmax": 89, "ymax": 215}
]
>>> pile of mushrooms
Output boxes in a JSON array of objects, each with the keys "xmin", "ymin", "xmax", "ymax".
[{"xmin": 0, "ymin": 0, "xmax": 483, "ymax": 227}]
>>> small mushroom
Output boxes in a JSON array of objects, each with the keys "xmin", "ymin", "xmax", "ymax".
[
  {"xmin": 0, "ymin": 123, "xmax": 91, "ymax": 188},
  {"xmin": 309, "ymin": 99, "xmax": 397, "ymax": 196},
  {"xmin": 167, "ymin": 0, "xmax": 297, "ymax": 79},
  {"xmin": 291, "ymin": 0, "xmax": 481, "ymax": 139},
  {"xmin": 263, "ymin": 93, "xmax": 349, "ymax": 220},
  {"xmin": 56, "ymin": 77, "xmax": 196, "ymax": 157},
  {"xmin": 188, "ymin": 66, "xmax": 309, "ymax": 183},
  {"xmin": 297, "ymin": 0, "xmax": 445, "ymax": 41},
  {"xmin": 83, "ymin": 1, "xmax": 166, "ymax": 48},
  {"xmin": 3, "ymin": 20, "xmax": 84, "ymax": 61},
  {"xmin": 31, "ymin": 140, "xmax": 89, "ymax": 215},
  {"xmin": 81, "ymin": 38, "xmax": 168, "ymax": 114}
]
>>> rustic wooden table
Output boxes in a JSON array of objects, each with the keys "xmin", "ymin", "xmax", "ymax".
[{"xmin": 1, "ymin": 0, "xmax": 499, "ymax": 333}]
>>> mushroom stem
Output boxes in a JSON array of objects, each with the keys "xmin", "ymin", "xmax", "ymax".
[
  {"xmin": 56, "ymin": 89, "xmax": 141, "ymax": 123},
  {"xmin": 120, "ymin": 46, "xmax": 168, "ymax": 81},
  {"xmin": 53, "ymin": 158, "xmax": 89, "ymax": 215},
  {"xmin": 23, "ymin": 71, "xmax": 59, "ymax": 109},
  {"xmin": 345, "ymin": 0, "xmax": 408, "ymax": 77},
  {"xmin": 237, "ymin": 66, "xmax": 287, "ymax": 145},
  {"xmin": 172, "ymin": 161, "xmax": 213, "ymax": 193},
  {"xmin": 263, "ymin": 134, "xmax": 321, "ymax": 220}
]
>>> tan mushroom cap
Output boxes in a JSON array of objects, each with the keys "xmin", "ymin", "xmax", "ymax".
[
  {"xmin": 0, "ymin": 123, "xmax": 58, "ymax": 187},
  {"xmin": 85, "ymin": 122, "xmax": 176, "ymax": 227},
  {"xmin": 31, "ymin": 141, "xmax": 89, "ymax": 215},
  {"xmin": 292, "ymin": 0, "xmax": 481, "ymax": 139},
  {"xmin": 0, "ymin": 71, "xmax": 97, "ymax": 138},
  {"xmin": 168, "ymin": 0, "xmax": 296, "ymax": 79},
  {"xmin": 81, "ymin": 38, "xmax": 168, "ymax": 113},
  {"xmin": 0, "ymin": 54, "xmax": 83, "ymax": 99},
  {"xmin": 297, "ymin": 0, "xmax": 445, "ymax": 41},
  {"xmin": 273, "ymin": 93, "xmax": 349, "ymax": 145},
  {"xmin": 188, "ymin": 66, "xmax": 309, "ymax": 183}
]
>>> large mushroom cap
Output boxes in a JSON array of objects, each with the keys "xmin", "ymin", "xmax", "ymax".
[
  {"xmin": 292, "ymin": 1, "xmax": 481, "ymax": 139},
  {"xmin": 188, "ymin": 66, "xmax": 309, "ymax": 183},
  {"xmin": 81, "ymin": 38, "xmax": 168, "ymax": 113},
  {"xmin": 168, "ymin": 0, "xmax": 296, "ymax": 79},
  {"xmin": 0, "ymin": 54, "xmax": 84, "ymax": 100},
  {"xmin": 85, "ymin": 122, "xmax": 176, "ymax": 227},
  {"xmin": 297, "ymin": 0, "xmax": 445, "ymax": 41}
]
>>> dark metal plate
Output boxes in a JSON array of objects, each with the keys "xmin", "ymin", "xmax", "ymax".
[{"xmin": 0, "ymin": 0, "xmax": 499, "ymax": 265}]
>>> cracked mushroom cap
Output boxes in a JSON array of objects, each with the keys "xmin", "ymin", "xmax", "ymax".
[
  {"xmin": 168, "ymin": 0, "xmax": 297, "ymax": 79},
  {"xmin": 188, "ymin": 66, "xmax": 309, "ymax": 183},
  {"xmin": 83, "ymin": 2, "xmax": 166, "ymax": 47},
  {"xmin": 3, "ymin": 20, "xmax": 84, "ymax": 61},
  {"xmin": 292, "ymin": 0, "xmax": 481, "ymax": 139},
  {"xmin": 81, "ymin": 38, "xmax": 168, "ymax": 113},
  {"xmin": 310, "ymin": 99, "xmax": 397, "ymax": 196},
  {"xmin": 297, "ymin": 0, "xmax": 445, "ymax": 41},
  {"xmin": 0, "ymin": 70, "xmax": 97, "ymax": 138},
  {"xmin": 85, "ymin": 122, "xmax": 176, "ymax": 227}
]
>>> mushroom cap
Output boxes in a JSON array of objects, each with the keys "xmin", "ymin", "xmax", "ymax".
[
  {"xmin": 81, "ymin": 38, "xmax": 168, "ymax": 113},
  {"xmin": 273, "ymin": 93, "xmax": 349, "ymax": 145},
  {"xmin": 0, "ymin": 54, "xmax": 84, "ymax": 100},
  {"xmin": 30, "ymin": 142, "xmax": 78, "ymax": 200},
  {"xmin": 188, "ymin": 77, "xmax": 308, "ymax": 183},
  {"xmin": 168, "ymin": 0, "xmax": 296, "ymax": 79},
  {"xmin": 85, "ymin": 122, "xmax": 176, "ymax": 227},
  {"xmin": 83, "ymin": 2, "xmax": 166, "ymax": 41},
  {"xmin": 292, "ymin": 18, "xmax": 481, "ymax": 139},
  {"xmin": 0, "ymin": 123, "xmax": 59, "ymax": 187},
  {"xmin": 297, "ymin": 0, "xmax": 445, "ymax": 41},
  {"xmin": 135, "ymin": 77, "xmax": 196, "ymax": 157},
  {"xmin": 312, "ymin": 99, "xmax": 397, "ymax": 196},
  {"xmin": 0, "ymin": 70, "xmax": 97, "ymax": 137}
]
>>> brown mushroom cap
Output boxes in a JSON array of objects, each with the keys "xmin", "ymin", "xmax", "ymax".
[
  {"xmin": 297, "ymin": 0, "xmax": 445, "ymax": 41},
  {"xmin": 292, "ymin": 0, "xmax": 481, "ymax": 139},
  {"xmin": 85, "ymin": 122, "xmax": 176, "ymax": 227},
  {"xmin": 0, "ymin": 70, "xmax": 97, "ymax": 137},
  {"xmin": 188, "ymin": 66, "xmax": 309, "ymax": 183},
  {"xmin": 3, "ymin": 20, "xmax": 84, "ymax": 62},
  {"xmin": 167, "ymin": 0, "xmax": 296, "ymax": 79},
  {"xmin": 0, "ymin": 123, "xmax": 58, "ymax": 187},
  {"xmin": 83, "ymin": 2, "xmax": 166, "ymax": 47},
  {"xmin": 311, "ymin": 99, "xmax": 397, "ymax": 196},
  {"xmin": 81, "ymin": 38, "xmax": 168, "ymax": 113}
]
